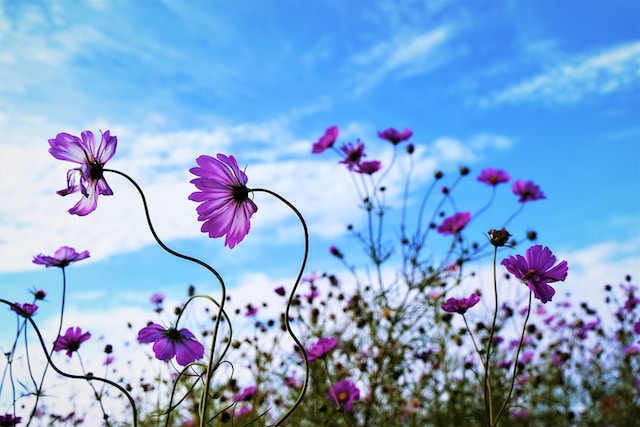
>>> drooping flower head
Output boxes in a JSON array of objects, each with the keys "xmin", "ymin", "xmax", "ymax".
[
  {"xmin": 339, "ymin": 140, "xmax": 366, "ymax": 171},
  {"xmin": 327, "ymin": 379, "xmax": 360, "ymax": 411},
  {"xmin": 54, "ymin": 326, "xmax": 91, "ymax": 358},
  {"xmin": 437, "ymin": 212, "xmax": 471, "ymax": 235},
  {"xmin": 33, "ymin": 246, "xmax": 90, "ymax": 268},
  {"xmin": 378, "ymin": 127, "xmax": 413, "ymax": 145},
  {"xmin": 312, "ymin": 126, "xmax": 339, "ymax": 154},
  {"xmin": 355, "ymin": 160, "xmax": 382, "ymax": 175},
  {"xmin": 0, "ymin": 414, "xmax": 22, "ymax": 426},
  {"xmin": 501, "ymin": 245, "xmax": 568, "ymax": 304},
  {"xmin": 189, "ymin": 154, "xmax": 258, "ymax": 249},
  {"xmin": 137, "ymin": 323, "xmax": 205, "ymax": 366},
  {"xmin": 10, "ymin": 303, "xmax": 38, "ymax": 318},
  {"xmin": 306, "ymin": 337, "xmax": 337, "ymax": 362},
  {"xmin": 441, "ymin": 294, "xmax": 480, "ymax": 314},
  {"xmin": 512, "ymin": 180, "xmax": 546, "ymax": 203},
  {"xmin": 48, "ymin": 130, "xmax": 117, "ymax": 216},
  {"xmin": 477, "ymin": 168, "xmax": 510, "ymax": 186}
]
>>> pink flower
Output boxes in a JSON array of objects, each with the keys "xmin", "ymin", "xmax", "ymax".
[
  {"xmin": 327, "ymin": 380, "xmax": 360, "ymax": 410},
  {"xmin": 54, "ymin": 327, "xmax": 91, "ymax": 358},
  {"xmin": 512, "ymin": 180, "xmax": 545, "ymax": 203},
  {"xmin": 339, "ymin": 141, "xmax": 365, "ymax": 171},
  {"xmin": 306, "ymin": 337, "xmax": 337, "ymax": 362},
  {"xmin": 477, "ymin": 168, "xmax": 510, "ymax": 186},
  {"xmin": 312, "ymin": 126, "xmax": 339, "ymax": 154},
  {"xmin": 244, "ymin": 304, "xmax": 258, "ymax": 317},
  {"xmin": 377, "ymin": 127, "xmax": 413, "ymax": 145},
  {"xmin": 235, "ymin": 385, "xmax": 257, "ymax": 402},
  {"xmin": 329, "ymin": 246, "xmax": 343, "ymax": 258},
  {"xmin": 33, "ymin": 246, "xmax": 90, "ymax": 268},
  {"xmin": 501, "ymin": 245, "xmax": 568, "ymax": 303},
  {"xmin": 150, "ymin": 292, "xmax": 164, "ymax": 305},
  {"xmin": 137, "ymin": 323, "xmax": 205, "ymax": 366},
  {"xmin": 441, "ymin": 294, "xmax": 480, "ymax": 314},
  {"xmin": 355, "ymin": 160, "xmax": 382, "ymax": 175},
  {"xmin": 48, "ymin": 130, "xmax": 117, "ymax": 215},
  {"xmin": 10, "ymin": 303, "xmax": 38, "ymax": 318},
  {"xmin": 437, "ymin": 212, "xmax": 471, "ymax": 235},
  {"xmin": 189, "ymin": 154, "xmax": 258, "ymax": 249}
]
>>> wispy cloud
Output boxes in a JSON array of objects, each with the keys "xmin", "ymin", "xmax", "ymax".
[{"xmin": 482, "ymin": 41, "xmax": 640, "ymax": 106}]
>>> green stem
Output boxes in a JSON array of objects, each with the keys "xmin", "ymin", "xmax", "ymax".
[{"xmin": 484, "ymin": 246, "xmax": 500, "ymax": 426}]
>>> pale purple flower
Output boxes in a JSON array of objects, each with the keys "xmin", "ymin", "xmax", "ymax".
[
  {"xmin": 327, "ymin": 379, "xmax": 360, "ymax": 410},
  {"xmin": 10, "ymin": 303, "xmax": 38, "ymax": 318},
  {"xmin": 312, "ymin": 126, "xmax": 339, "ymax": 154},
  {"xmin": 33, "ymin": 246, "xmax": 89, "ymax": 268},
  {"xmin": 235, "ymin": 385, "xmax": 257, "ymax": 402},
  {"xmin": 48, "ymin": 130, "xmax": 117, "ymax": 215},
  {"xmin": 501, "ymin": 245, "xmax": 568, "ymax": 304},
  {"xmin": 244, "ymin": 304, "xmax": 258, "ymax": 317},
  {"xmin": 377, "ymin": 127, "xmax": 413, "ymax": 145},
  {"xmin": 189, "ymin": 154, "xmax": 258, "ymax": 249},
  {"xmin": 339, "ymin": 141, "xmax": 365, "ymax": 171},
  {"xmin": 306, "ymin": 337, "xmax": 337, "ymax": 362},
  {"xmin": 437, "ymin": 212, "xmax": 471, "ymax": 235},
  {"xmin": 137, "ymin": 323, "xmax": 205, "ymax": 366},
  {"xmin": 103, "ymin": 356, "xmax": 115, "ymax": 366},
  {"xmin": 512, "ymin": 179, "xmax": 546, "ymax": 203},
  {"xmin": 441, "ymin": 294, "xmax": 480, "ymax": 314},
  {"xmin": 634, "ymin": 318, "xmax": 640, "ymax": 335},
  {"xmin": 355, "ymin": 160, "xmax": 382, "ymax": 175},
  {"xmin": 477, "ymin": 168, "xmax": 510, "ymax": 186},
  {"xmin": 54, "ymin": 327, "xmax": 91, "ymax": 358},
  {"xmin": 150, "ymin": 293, "xmax": 164, "ymax": 305}
]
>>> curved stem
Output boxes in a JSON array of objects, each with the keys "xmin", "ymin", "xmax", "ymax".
[{"xmin": 250, "ymin": 188, "xmax": 309, "ymax": 426}]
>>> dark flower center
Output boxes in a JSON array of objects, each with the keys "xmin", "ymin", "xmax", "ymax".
[
  {"xmin": 232, "ymin": 185, "xmax": 249, "ymax": 203},
  {"xmin": 524, "ymin": 269, "xmax": 538, "ymax": 280},
  {"xmin": 89, "ymin": 162, "xmax": 104, "ymax": 180},
  {"xmin": 338, "ymin": 391, "xmax": 349, "ymax": 402},
  {"xmin": 165, "ymin": 328, "xmax": 183, "ymax": 343}
]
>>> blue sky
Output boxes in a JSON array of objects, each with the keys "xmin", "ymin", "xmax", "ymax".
[{"xmin": 0, "ymin": 0, "xmax": 639, "ymax": 405}]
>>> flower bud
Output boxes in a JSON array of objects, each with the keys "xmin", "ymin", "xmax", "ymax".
[{"xmin": 488, "ymin": 228, "xmax": 511, "ymax": 247}]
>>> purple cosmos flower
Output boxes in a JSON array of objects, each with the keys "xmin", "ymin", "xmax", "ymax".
[
  {"xmin": 329, "ymin": 246, "xmax": 343, "ymax": 258},
  {"xmin": 377, "ymin": 127, "xmax": 413, "ymax": 145},
  {"xmin": 244, "ymin": 304, "xmax": 258, "ymax": 317},
  {"xmin": 10, "ymin": 303, "xmax": 38, "ymax": 318},
  {"xmin": 327, "ymin": 379, "xmax": 360, "ymax": 411},
  {"xmin": 235, "ymin": 385, "xmax": 257, "ymax": 402},
  {"xmin": 512, "ymin": 180, "xmax": 546, "ymax": 203},
  {"xmin": 54, "ymin": 327, "xmax": 91, "ymax": 358},
  {"xmin": 189, "ymin": 154, "xmax": 258, "ymax": 249},
  {"xmin": 441, "ymin": 294, "xmax": 481, "ymax": 314},
  {"xmin": 33, "ymin": 246, "xmax": 90, "ymax": 268},
  {"xmin": 355, "ymin": 160, "xmax": 382, "ymax": 175},
  {"xmin": 150, "ymin": 292, "xmax": 164, "ymax": 305},
  {"xmin": 137, "ymin": 323, "xmax": 204, "ymax": 366},
  {"xmin": 477, "ymin": 168, "xmax": 510, "ymax": 186},
  {"xmin": 32, "ymin": 289, "xmax": 47, "ymax": 300},
  {"xmin": 437, "ymin": 212, "xmax": 471, "ymax": 235},
  {"xmin": 306, "ymin": 337, "xmax": 337, "ymax": 362},
  {"xmin": 501, "ymin": 245, "xmax": 568, "ymax": 304},
  {"xmin": 312, "ymin": 126, "xmax": 339, "ymax": 154},
  {"xmin": 48, "ymin": 130, "xmax": 117, "ymax": 216},
  {"xmin": 634, "ymin": 318, "xmax": 640, "ymax": 335},
  {"xmin": 103, "ymin": 356, "xmax": 115, "ymax": 366},
  {"xmin": 0, "ymin": 414, "xmax": 21, "ymax": 426},
  {"xmin": 339, "ymin": 141, "xmax": 366, "ymax": 171},
  {"xmin": 274, "ymin": 286, "xmax": 286, "ymax": 296}
]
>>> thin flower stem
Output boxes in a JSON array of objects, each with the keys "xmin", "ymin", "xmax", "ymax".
[
  {"xmin": 78, "ymin": 354, "xmax": 113, "ymax": 427},
  {"xmin": 483, "ymin": 246, "xmax": 500, "ymax": 427},
  {"xmin": 250, "ymin": 188, "xmax": 309, "ymax": 426},
  {"xmin": 462, "ymin": 314, "xmax": 485, "ymax": 365},
  {"xmin": 104, "ymin": 169, "xmax": 228, "ymax": 426}
]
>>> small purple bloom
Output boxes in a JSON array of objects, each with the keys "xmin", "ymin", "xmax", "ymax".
[
  {"xmin": 10, "ymin": 303, "xmax": 38, "ymax": 318},
  {"xmin": 312, "ymin": 126, "xmax": 339, "ymax": 154},
  {"xmin": 48, "ymin": 130, "xmax": 117, "ymax": 216},
  {"xmin": 437, "ymin": 212, "xmax": 471, "ymax": 235},
  {"xmin": 377, "ymin": 127, "xmax": 413, "ymax": 145},
  {"xmin": 634, "ymin": 318, "xmax": 640, "ymax": 335},
  {"xmin": 138, "ymin": 323, "xmax": 205, "ymax": 366},
  {"xmin": 33, "ymin": 246, "xmax": 90, "ymax": 268},
  {"xmin": 477, "ymin": 168, "xmax": 510, "ymax": 186},
  {"xmin": 329, "ymin": 246, "xmax": 343, "ymax": 258},
  {"xmin": 512, "ymin": 180, "xmax": 546, "ymax": 203},
  {"xmin": 235, "ymin": 385, "xmax": 257, "ymax": 402},
  {"xmin": 327, "ymin": 379, "xmax": 360, "ymax": 411},
  {"xmin": 150, "ymin": 292, "xmax": 164, "ymax": 305},
  {"xmin": 339, "ymin": 141, "xmax": 366, "ymax": 171},
  {"xmin": 306, "ymin": 337, "xmax": 338, "ymax": 362},
  {"xmin": 189, "ymin": 154, "xmax": 258, "ymax": 249},
  {"xmin": 33, "ymin": 289, "xmax": 47, "ymax": 300},
  {"xmin": 274, "ymin": 286, "xmax": 286, "ymax": 296},
  {"xmin": 244, "ymin": 304, "xmax": 258, "ymax": 317},
  {"xmin": 501, "ymin": 245, "xmax": 568, "ymax": 304},
  {"xmin": 441, "ymin": 294, "xmax": 481, "ymax": 314},
  {"xmin": 0, "ymin": 414, "xmax": 22, "ymax": 426},
  {"xmin": 103, "ymin": 356, "xmax": 115, "ymax": 366},
  {"xmin": 355, "ymin": 160, "xmax": 382, "ymax": 175},
  {"xmin": 54, "ymin": 327, "xmax": 91, "ymax": 358}
]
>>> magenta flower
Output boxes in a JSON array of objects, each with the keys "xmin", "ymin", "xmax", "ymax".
[
  {"xmin": 306, "ymin": 337, "xmax": 337, "ymax": 362},
  {"xmin": 274, "ymin": 286, "xmax": 286, "ymax": 296},
  {"xmin": 48, "ymin": 130, "xmax": 117, "ymax": 216},
  {"xmin": 235, "ymin": 385, "xmax": 257, "ymax": 402},
  {"xmin": 377, "ymin": 127, "xmax": 413, "ymax": 145},
  {"xmin": 189, "ymin": 154, "xmax": 258, "ymax": 249},
  {"xmin": 312, "ymin": 126, "xmax": 339, "ymax": 154},
  {"xmin": 137, "ymin": 323, "xmax": 204, "ymax": 366},
  {"xmin": 634, "ymin": 318, "xmax": 640, "ymax": 335},
  {"xmin": 477, "ymin": 168, "xmax": 510, "ymax": 186},
  {"xmin": 501, "ymin": 245, "xmax": 568, "ymax": 304},
  {"xmin": 244, "ymin": 304, "xmax": 258, "ymax": 317},
  {"xmin": 150, "ymin": 292, "xmax": 164, "ymax": 305},
  {"xmin": 0, "ymin": 414, "xmax": 22, "ymax": 426},
  {"xmin": 512, "ymin": 179, "xmax": 546, "ymax": 203},
  {"xmin": 355, "ymin": 160, "xmax": 382, "ymax": 175},
  {"xmin": 327, "ymin": 379, "xmax": 360, "ymax": 410},
  {"xmin": 54, "ymin": 327, "xmax": 91, "ymax": 358},
  {"xmin": 33, "ymin": 246, "xmax": 90, "ymax": 268},
  {"xmin": 339, "ymin": 141, "xmax": 366, "ymax": 171},
  {"xmin": 103, "ymin": 356, "xmax": 115, "ymax": 366},
  {"xmin": 441, "ymin": 294, "xmax": 480, "ymax": 314},
  {"xmin": 437, "ymin": 212, "xmax": 471, "ymax": 235},
  {"xmin": 10, "ymin": 303, "xmax": 38, "ymax": 318},
  {"xmin": 329, "ymin": 246, "xmax": 344, "ymax": 258}
]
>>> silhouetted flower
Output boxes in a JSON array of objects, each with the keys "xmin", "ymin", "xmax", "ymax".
[
  {"xmin": 512, "ymin": 179, "xmax": 546, "ymax": 203},
  {"xmin": 274, "ymin": 286, "xmax": 286, "ymax": 296},
  {"xmin": 0, "ymin": 413, "xmax": 22, "ymax": 426},
  {"xmin": 501, "ymin": 245, "xmax": 568, "ymax": 303},
  {"xmin": 54, "ymin": 327, "xmax": 91, "ymax": 358},
  {"xmin": 329, "ymin": 246, "xmax": 343, "ymax": 258},
  {"xmin": 377, "ymin": 127, "xmax": 413, "ymax": 145},
  {"xmin": 437, "ymin": 212, "xmax": 471, "ymax": 235},
  {"xmin": 48, "ymin": 130, "xmax": 117, "ymax": 215},
  {"xmin": 138, "ymin": 323, "xmax": 205, "ymax": 366},
  {"xmin": 33, "ymin": 246, "xmax": 89, "ymax": 268},
  {"xmin": 306, "ymin": 337, "xmax": 337, "ymax": 362},
  {"xmin": 327, "ymin": 379, "xmax": 360, "ymax": 410},
  {"xmin": 477, "ymin": 168, "xmax": 510, "ymax": 186},
  {"xmin": 339, "ymin": 141, "xmax": 365, "ymax": 171},
  {"xmin": 312, "ymin": 126, "xmax": 339, "ymax": 154},
  {"xmin": 441, "ymin": 294, "xmax": 480, "ymax": 314},
  {"xmin": 10, "ymin": 303, "xmax": 38, "ymax": 318},
  {"xmin": 235, "ymin": 385, "xmax": 257, "ymax": 401},
  {"xmin": 189, "ymin": 154, "xmax": 258, "ymax": 248}
]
